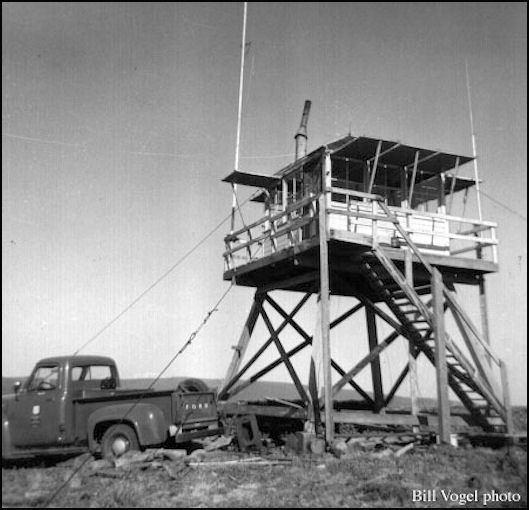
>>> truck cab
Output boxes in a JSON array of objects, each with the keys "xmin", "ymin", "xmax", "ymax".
[{"xmin": 5, "ymin": 356, "xmax": 119, "ymax": 450}]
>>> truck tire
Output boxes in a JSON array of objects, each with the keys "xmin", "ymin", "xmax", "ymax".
[
  {"xmin": 176, "ymin": 378, "xmax": 209, "ymax": 393},
  {"xmin": 101, "ymin": 424, "xmax": 139, "ymax": 459}
]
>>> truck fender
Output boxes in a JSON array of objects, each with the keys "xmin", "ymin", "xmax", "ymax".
[
  {"xmin": 87, "ymin": 403, "xmax": 167, "ymax": 452},
  {"xmin": 2, "ymin": 410, "xmax": 13, "ymax": 459}
]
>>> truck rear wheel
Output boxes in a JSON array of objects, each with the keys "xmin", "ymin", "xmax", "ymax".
[
  {"xmin": 176, "ymin": 378, "xmax": 209, "ymax": 393},
  {"xmin": 101, "ymin": 424, "xmax": 139, "ymax": 459}
]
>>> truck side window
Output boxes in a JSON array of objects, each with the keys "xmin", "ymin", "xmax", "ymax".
[
  {"xmin": 27, "ymin": 365, "xmax": 59, "ymax": 391},
  {"xmin": 71, "ymin": 365, "xmax": 116, "ymax": 391},
  {"xmin": 71, "ymin": 365, "xmax": 113, "ymax": 386}
]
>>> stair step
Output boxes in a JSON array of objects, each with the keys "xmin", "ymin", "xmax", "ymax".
[
  {"xmin": 400, "ymin": 309, "xmax": 422, "ymax": 315},
  {"xmin": 486, "ymin": 417, "xmax": 506, "ymax": 426}
]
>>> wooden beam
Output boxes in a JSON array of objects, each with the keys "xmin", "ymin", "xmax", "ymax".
[
  {"xmin": 331, "ymin": 330, "xmax": 400, "ymax": 398},
  {"xmin": 220, "ymin": 402, "xmax": 307, "ymax": 420},
  {"xmin": 499, "ymin": 360, "xmax": 514, "ymax": 434},
  {"xmin": 228, "ymin": 299, "xmax": 366, "ymax": 404},
  {"xmin": 444, "ymin": 285, "xmax": 500, "ymax": 396},
  {"xmin": 325, "ymin": 411, "xmax": 421, "ymax": 427},
  {"xmin": 384, "ymin": 362, "xmax": 410, "ymax": 408},
  {"xmin": 358, "ymin": 295, "xmax": 411, "ymax": 338},
  {"xmin": 220, "ymin": 293, "xmax": 311, "ymax": 399},
  {"xmin": 330, "ymin": 302, "xmax": 365, "ymax": 329},
  {"xmin": 256, "ymin": 272, "xmax": 318, "ymax": 294},
  {"xmin": 265, "ymin": 294, "xmax": 363, "ymax": 338},
  {"xmin": 478, "ymin": 275, "xmax": 491, "ymax": 359},
  {"xmin": 406, "ymin": 150, "xmax": 441, "ymax": 168},
  {"xmin": 405, "ymin": 249, "xmax": 419, "ymax": 418},
  {"xmin": 259, "ymin": 302, "xmax": 310, "ymax": 404},
  {"xmin": 432, "ymin": 268, "xmax": 451, "ymax": 443},
  {"xmin": 331, "ymin": 359, "xmax": 375, "ymax": 405},
  {"xmin": 447, "ymin": 156, "xmax": 460, "ymax": 214},
  {"xmin": 368, "ymin": 142, "xmax": 401, "ymax": 162},
  {"xmin": 366, "ymin": 307, "xmax": 384, "ymax": 412},
  {"xmin": 319, "ymin": 150, "xmax": 334, "ymax": 443},
  {"xmin": 400, "ymin": 167, "xmax": 409, "ymax": 209},
  {"xmin": 228, "ymin": 338, "xmax": 311, "ymax": 400},
  {"xmin": 219, "ymin": 292, "xmax": 263, "ymax": 397}
]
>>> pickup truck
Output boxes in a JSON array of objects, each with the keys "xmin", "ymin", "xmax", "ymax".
[{"xmin": 2, "ymin": 355, "xmax": 222, "ymax": 460}]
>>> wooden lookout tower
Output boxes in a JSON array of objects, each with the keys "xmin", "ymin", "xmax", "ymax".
[{"xmin": 218, "ymin": 101, "xmax": 513, "ymax": 444}]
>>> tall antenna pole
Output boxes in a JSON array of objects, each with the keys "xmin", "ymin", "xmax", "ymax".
[
  {"xmin": 231, "ymin": 2, "xmax": 248, "ymax": 233},
  {"xmin": 465, "ymin": 60, "xmax": 483, "ymax": 221}
]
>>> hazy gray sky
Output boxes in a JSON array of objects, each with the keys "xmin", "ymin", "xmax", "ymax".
[{"xmin": 2, "ymin": 3, "xmax": 527, "ymax": 404}]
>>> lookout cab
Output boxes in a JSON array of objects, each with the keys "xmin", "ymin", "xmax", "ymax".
[{"xmin": 218, "ymin": 102, "xmax": 512, "ymax": 444}]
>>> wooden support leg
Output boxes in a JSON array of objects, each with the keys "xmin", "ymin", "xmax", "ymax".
[
  {"xmin": 478, "ymin": 275, "xmax": 491, "ymax": 366},
  {"xmin": 318, "ymin": 151, "xmax": 333, "ymax": 444},
  {"xmin": 432, "ymin": 268, "xmax": 451, "ymax": 444},
  {"xmin": 219, "ymin": 292, "xmax": 263, "ymax": 398},
  {"xmin": 405, "ymin": 249, "xmax": 419, "ymax": 425},
  {"xmin": 499, "ymin": 360, "xmax": 514, "ymax": 434},
  {"xmin": 365, "ymin": 307, "xmax": 384, "ymax": 412}
]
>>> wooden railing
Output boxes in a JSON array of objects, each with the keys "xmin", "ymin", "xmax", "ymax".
[
  {"xmin": 223, "ymin": 188, "xmax": 499, "ymax": 271},
  {"xmin": 328, "ymin": 187, "xmax": 498, "ymax": 264},
  {"xmin": 223, "ymin": 195, "xmax": 318, "ymax": 271}
]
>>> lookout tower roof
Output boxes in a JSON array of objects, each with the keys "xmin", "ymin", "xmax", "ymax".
[{"xmin": 223, "ymin": 134, "xmax": 477, "ymax": 199}]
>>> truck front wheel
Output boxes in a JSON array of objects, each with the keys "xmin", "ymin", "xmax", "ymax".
[{"xmin": 101, "ymin": 424, "xmax": 139, "ymax": 459}]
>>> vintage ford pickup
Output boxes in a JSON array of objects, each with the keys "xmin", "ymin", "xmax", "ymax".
[{"xmin": 2, "ymin": 355, "xmax": 221, "ymax": 460}]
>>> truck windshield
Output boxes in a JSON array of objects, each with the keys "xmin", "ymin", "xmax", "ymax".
[{"xmin": 27, "ymin": 365, "xmax": 59, "ymax": 391}]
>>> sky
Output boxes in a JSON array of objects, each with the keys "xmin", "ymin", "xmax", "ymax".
[{"xmin": 2, "ymin": 2, "xmax": 527, "ymax": 404}]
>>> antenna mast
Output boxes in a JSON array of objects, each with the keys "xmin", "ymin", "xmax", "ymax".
[
  {"xmin": 231, "ymin": 2, "xmax": 248, "ymax": 233},
  {"xmin": 465, "ymin": 60, "xmax": 483, "ymax": 221}
]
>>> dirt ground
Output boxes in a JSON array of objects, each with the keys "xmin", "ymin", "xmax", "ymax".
[{"xmin": 2, "ymin": 444, "xmax": 527, "ymax": 508}]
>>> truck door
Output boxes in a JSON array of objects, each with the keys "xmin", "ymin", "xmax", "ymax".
[{"xmin": 9, "ymin": 363, "xmax": 63, "ymax": 447}]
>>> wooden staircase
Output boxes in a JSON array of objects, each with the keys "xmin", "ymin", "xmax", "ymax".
[{"xmin": 358, "ymin": 200, "xmax": 511, "ymax": 432}]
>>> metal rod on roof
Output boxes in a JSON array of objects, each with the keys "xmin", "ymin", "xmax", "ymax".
[
  {"xmin": 408, "ymin": 151, "xmax": 420, "ymax": 208},
  {"xmin": 231, "ymin": 1, "xmax": 248, "ymax": 233},
  {"xmin": 447, "ymin": 156, "xmax": 460, "ymax": 214},
  {"xmin": 367, "ymin": 140, "xmax": 382, "ymax": 193},
  {"xmin": 465, "ymin": 60, "xmax": 483, "ymax": 221}
]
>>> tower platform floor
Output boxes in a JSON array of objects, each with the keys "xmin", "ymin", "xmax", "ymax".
[{"xmin": 224, "ymin": 235, "xmax": 498, "ymax": 301}]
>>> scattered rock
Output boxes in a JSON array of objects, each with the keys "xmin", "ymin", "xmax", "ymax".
[
  {"xmin": 330, "ymin": 439, "xmax": 348, "ymax": 458},
  {"xmin": 187, "ymin": 448, "xmax": 206, "ymax": 462},
  {"xmin": 162, "ymin": 449, "xmax": 187, "ymax": 462},
  {"xmin": 204, "ymin": 435, "xmax": 233, "ymax": 451},
  {"xmin": 143, "ymin": 448, "xmax": 165, "ymax": 460},
  {"xmin": 309, "ymin": 437, "xmax": 326, "ymax": 455},
  {"xmin": 88, "ymin": 458, "xmax": 113, "ymax": 471},
  {"xmin": 394, "ymin": 442, "xmax": 414, "ymax": 457},
  {"xmin": 372, "ymin": 448, "xmax": 393, "ymax": 458},
  {"xmin": 163, "ymin": 462, "xmax": 189, "ymax": 480},
  {"xmin": 113, "ymin": 450, "xmax": 157, "ymax": 469}
]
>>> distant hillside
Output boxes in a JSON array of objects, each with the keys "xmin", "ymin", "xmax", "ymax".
[
  {"xmin": 1, "ymin": 375, "xmax": 426, "ymax": 407},
  {"xmin": 3, "ymin": 376, "xmax": 526, "ymax": 431}
]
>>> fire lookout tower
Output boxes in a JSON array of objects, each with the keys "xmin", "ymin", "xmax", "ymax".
[{"xmin": 218, "ymin": 102, "xmax": 512, "ymax": 444}]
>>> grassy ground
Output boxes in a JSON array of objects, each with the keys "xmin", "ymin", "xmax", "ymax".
[{"xmin": 2, "ymin": 445, "xmax": 526, "ymax": 508}]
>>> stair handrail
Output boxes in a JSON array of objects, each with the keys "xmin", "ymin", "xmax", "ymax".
[{"xmin": 374, "ymin": 199, "xmax": 501, "ymax": 367}]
